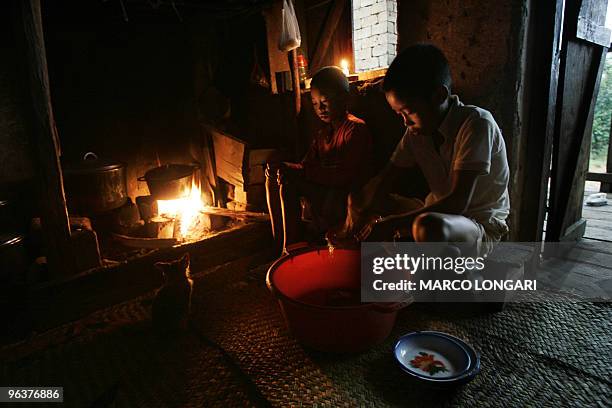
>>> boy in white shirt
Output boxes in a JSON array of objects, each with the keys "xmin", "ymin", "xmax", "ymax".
[{"xmin": 344, "ymin": 44, "xmax": 510, "ymax": 255}]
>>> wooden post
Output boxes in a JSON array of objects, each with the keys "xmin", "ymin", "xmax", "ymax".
[
  {"xmin": 290, "ymin": 48, "xmax": 301, "ymax": 115},
  {"xmin": 21, "ymin": 0, "xmax": 75, "ymax": 276},
  {"xmin": 546, "ymin": 0, "xmax": 609, "ymax": 243},
  {"xmin": 517, "ymin": 0, "xmax": 564, "ymax": 242}
]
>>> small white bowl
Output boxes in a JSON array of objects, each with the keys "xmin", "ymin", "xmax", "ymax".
[{"xmin": 394, "ymin": 331, "xmax": 480, "ymax": 387}]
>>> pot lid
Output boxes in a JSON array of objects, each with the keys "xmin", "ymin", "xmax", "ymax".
[
  {"xmin": 144, "ymin": 164, "xmax": 196, "ymax": 181},
  {"xmin": 0, "ymin": 233, "xmax": 24, "ymax": 248},
  {"xmin": 63, "ymin": 152, "xmax": 125, "ymax": 175}
]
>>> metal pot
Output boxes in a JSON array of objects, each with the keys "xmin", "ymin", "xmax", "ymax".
[
  {"xmin": 63, "ymin": 152, "xmax": 128, "ymax": 215},
  {"xmin": 139, "ymin": 164, "xmax": 199, "ymax": 200}
]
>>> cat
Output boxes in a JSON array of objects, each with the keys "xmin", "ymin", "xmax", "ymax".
[{"xmin": 152, "ymin": 253, "xmax": 193, "ymax": 332}]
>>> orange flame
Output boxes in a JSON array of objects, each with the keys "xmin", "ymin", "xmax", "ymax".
[{"xmin": 156, "ymin": 181, "xmax": 207, "ymax": 239}]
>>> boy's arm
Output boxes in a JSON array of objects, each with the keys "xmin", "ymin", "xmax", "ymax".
[
  {"xmin": 353, "ymin": 162, "xmax": 403, "ymax": 211},
  {"xmin": 397, "ymin": 169, "xmax": 479, "ymax": 217},
  {"xmin": 359, "ymin": 169, "xmax": 480, "ymax": 239},
  {"xmin": 355, "ymin": 126, "xmax": 419, "ymax": 211},
  {"xmin": 359, "ymin": 115, "xmax": 501, "ymax": 240},
  {"xmin": 342, "ymin": 128, "xmax": 420, "ymax": 234},
  {"xmin": 422, "ymin": 115, "xmax": 497, "ymax": 215},
  {"xmin": 269, "ymin": 136, "xmax": 318, "ymax": 176},
  {"xmin": 342, "ymin": 163, "xmax": 406, "ymax": 233}
]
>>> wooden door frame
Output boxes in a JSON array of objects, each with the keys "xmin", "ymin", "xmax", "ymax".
[
  {"xmin": 517, "ymin": 0, "xmax": 565, "ymax": 242},
  {"xmin": 519, "ymin": 0, "xmax": 610, "ymax": 244},
  {"xmin": 547, "ymin": 0, "xmax": 610, "ymax": 243},
  {"xmin": 586, "ymin": 67, "xmax": 612, "ymax": 192}
]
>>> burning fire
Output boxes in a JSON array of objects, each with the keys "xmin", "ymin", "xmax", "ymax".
[{"xmin": 156, "ymin": 181, "xmax": 207, "ymax": 240}]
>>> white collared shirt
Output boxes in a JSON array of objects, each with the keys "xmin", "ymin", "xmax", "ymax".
[{"xmin": 390, "ymin": 95, "xmax": 510, "ymax": 224}]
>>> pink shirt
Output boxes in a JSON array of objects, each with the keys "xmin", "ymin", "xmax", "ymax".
[{"xmin": 303, "ymin": 114, "xmax": 372, "ymax": 189}]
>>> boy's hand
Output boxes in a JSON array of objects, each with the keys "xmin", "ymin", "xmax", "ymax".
[
  {"xmin": 356, "ymin": 216, "xmax": 393, "ymax": 241},
  {"xmin": 325, "ymin": 226, "xmax": 359, "ymax": 248},
  {"xmin": 266, "ymin": 162, "xmax": 304, "ymax": 184},
  {"xmin": 344, "ymin": 193, "xmax": 361, "ymax": 232},
  {"xmin": 281, "ymin": 162, "xmax": 304, "ymax": 171},
  {"xmin": 266, "ymin": 162, "xmax": 303, "ymax": 175},
  {"xmin": 278, "ymin": 162, "xmax": 304, "ymax": 184},
  {"xmin": 356, "ymin": 215, "xmax": 412, "ymax": 242}
]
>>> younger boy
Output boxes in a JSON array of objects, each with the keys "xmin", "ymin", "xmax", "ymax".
[
  {"xmin": 266, "ymin": 66, "xmax": 372, "ymax": 253},
  {"xmin": 347, "ymin": 44, "xmax": 510, "ymax": 256}
]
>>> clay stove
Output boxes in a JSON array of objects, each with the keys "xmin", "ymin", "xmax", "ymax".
[{"xmin": 105, "ymin": 177, "xmax": 244, "ymax": 261}]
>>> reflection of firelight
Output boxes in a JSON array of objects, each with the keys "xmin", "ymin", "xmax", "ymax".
[{"xmin": 156, "ymin": 182, "xmax": 207, "ymax": 239}]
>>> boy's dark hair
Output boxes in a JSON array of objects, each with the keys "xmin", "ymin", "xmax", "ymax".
[
  {"xmin": 383, "ymin": 44, "xmax": 452, "ymax": 100},
  {"xmin": 310, "ymin": 66, "xmax": 350, "ymax": 97}
]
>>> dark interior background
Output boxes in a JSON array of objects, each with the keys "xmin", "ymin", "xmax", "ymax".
[{"xmin": 42, "ymin": 0, "xmax": 288, "ymax": 198}]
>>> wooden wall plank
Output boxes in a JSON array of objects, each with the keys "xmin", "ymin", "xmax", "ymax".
[
  {"xmin": 211, "ymin": 129, "xmax": 247, "ymax": 188},
  {"xmin": 305, "ymin": 0, "xmax": 353, "ymax": 72},
  {"xmin": 576, "ymin": 16, "xmax": 611, "ymax": 46},
  {"xmin": 586, "ymin": 172, "xmax": 612, "ymax": 182},
  {"xmin": 309, "ymin": 0, "xmax": 346, "ymax": 72}
]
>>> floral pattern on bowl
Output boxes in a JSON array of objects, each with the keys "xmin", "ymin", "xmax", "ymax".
[{"xmin": 410, "ymin": 352, "xmax": 449, "ymax": 376}]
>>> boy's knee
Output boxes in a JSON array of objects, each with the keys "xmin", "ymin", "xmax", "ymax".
[{"xmin": 412, "ymin": 212, "xmax": 450, "ymax": 242}]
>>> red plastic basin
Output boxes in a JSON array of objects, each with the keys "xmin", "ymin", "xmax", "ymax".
[{"xmin": 266, "ymin": 247, "xmax": 406, "ymax": 352}]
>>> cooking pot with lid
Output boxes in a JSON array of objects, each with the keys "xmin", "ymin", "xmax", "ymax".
[
  {"xmin": 139, "ymin": 164, "xmax": 199, "ymax": 200},
  {"xmin": 63, "ymin": 152, "xmax": 128, "ymax": 215}
]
